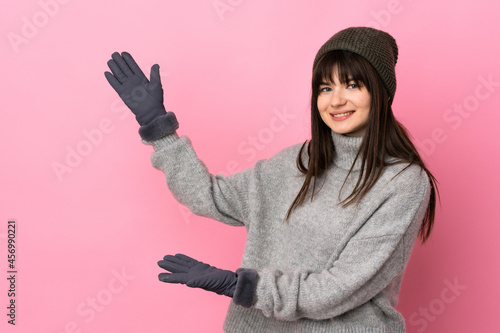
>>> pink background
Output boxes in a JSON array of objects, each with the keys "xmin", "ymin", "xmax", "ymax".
[{"xmin": 1, "ymin": 0, "xmax": 499, "ymax": 332}]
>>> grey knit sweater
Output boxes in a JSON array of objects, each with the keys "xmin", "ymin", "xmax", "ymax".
[{"xmin": 144, "ymin": 129, "xmax": 431, "ymax": 333}]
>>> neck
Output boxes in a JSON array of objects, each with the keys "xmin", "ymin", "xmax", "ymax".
[{"xmin": 331, "ymin": 130, "xmax": 364, "ymax": 171}]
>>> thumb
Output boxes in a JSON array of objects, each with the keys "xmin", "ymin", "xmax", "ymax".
[
  {"xmin": 159, "ymin": 272, "xmax": 189, "ymax": 284},
  {"xmin": 149, "ymin": 64, "xmax": 161, "ymax": 87}
]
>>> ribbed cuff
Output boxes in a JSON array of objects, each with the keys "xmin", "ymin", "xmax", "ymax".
[
  {"xmin": 141, "ymin": 132, "xmax": 180, "ymax": 150},
  {"xmin": 138, "ymin": 112, "xmax": 179, "ymax": 141},
  {"xmin": 233, "ymin": 268, "xmax": 259, "ymax": 308}
]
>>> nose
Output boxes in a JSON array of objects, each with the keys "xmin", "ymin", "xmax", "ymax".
[{"xmin": 330, "ymin": 88, "xmax": 346, "ymax": 107}]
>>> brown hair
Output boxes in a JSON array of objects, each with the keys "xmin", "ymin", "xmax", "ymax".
[{"xmin": 285, "ymin": 50, "xmax": 440, "ymax": 244}]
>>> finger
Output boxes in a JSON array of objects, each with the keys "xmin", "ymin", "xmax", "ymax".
[
  {"xmin": 104, "ymin": 71, "xmax": 121, "ymax": 91},
  {"xmin": 158, "ymin": 273, "xmax": 189, "ymax": 284},
  {"xmin": 111, "ymin": 51, "xmax": 134, "ymax": 78},
  {"xmin": 174, "ymin": 253, "xmax": 201, "ymax": 268},
  {"xmin": 158, "ymin": 259, "xmax": 189, "ymax": 273},
  {"xmin": 162, "ymin": 254, "xmax": 193, "ymax": 266},
  {"xmin": 162, "ymin": 254, "xmax": 187, "ymax": 265},
  {"xmin": 149, "ymin": 64, "xmax": 161, "ymax": 86},
  {"xmin": 163, "ymin": 254, "xmax": 177, "ymax": 261},
  {"xmin": 122, "ymin": 52, "xmax": 146, "ymax": 78},
  {"xmin": 107, "ymin": 59, "xmax": 127, "ymax": 84}
]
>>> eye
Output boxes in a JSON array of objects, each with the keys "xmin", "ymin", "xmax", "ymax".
[
  {"xmin": 347, "ymin": 83, "xmax": 358, "ymax": 89},
  {"xmin": 319, "ymin": 86, "xmax": 331, "ymax": 92}
]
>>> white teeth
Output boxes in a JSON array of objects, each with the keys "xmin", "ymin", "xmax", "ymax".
[{"xmin": 333, "ymin": 111, "xmax": 354, "ymax": 117}]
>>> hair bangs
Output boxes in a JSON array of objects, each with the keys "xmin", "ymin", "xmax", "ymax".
[{"xmin": 313, "ymin": 51, "xmax": 371, "ymax": 92}]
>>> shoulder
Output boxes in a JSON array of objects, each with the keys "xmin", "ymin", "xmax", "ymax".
[
  {"xmin": 353, "ymin": 162, "xmax": 431, "ymax": 238},
  {"xmin": 379, "ymin": 161, "xmax": 430, "ymax": 202}
]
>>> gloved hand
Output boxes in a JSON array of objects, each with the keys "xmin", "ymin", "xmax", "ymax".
[
  {"xmin": 104, "ymin": 51, "xmax": 166, "ymax": 126},
  {"xmin": 158, "ymin": 254, "xmax": 237, "ymax": 297}
]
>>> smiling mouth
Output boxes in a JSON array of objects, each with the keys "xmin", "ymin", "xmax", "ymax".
[{"xmin": 331, "ymin": 111, "xmax": 355, "ymax": 117}]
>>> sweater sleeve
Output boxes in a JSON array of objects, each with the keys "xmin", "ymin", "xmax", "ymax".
[
  {"xmin": 143, "ymin": 131, "xmax": 259, "ymax": 227},
  {"xmin": 242, "ymin": 166, "xmax": 431, "ymax": 321}
]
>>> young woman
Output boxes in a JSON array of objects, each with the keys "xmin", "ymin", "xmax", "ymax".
[{"xmin": 105, "ymin": 26, "xmax": 439, "ymax": 332}]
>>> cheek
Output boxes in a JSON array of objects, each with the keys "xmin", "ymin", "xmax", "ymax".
[
  {"xmin": 361, "ymin": 92, "xmax": 371, "ymax": 109},
  {"xmin": 364, "ymin": 97, "xmax": 371, "ymax": 109},
  {"xmin": 316, "ymin": 96, "xmax": 328, "ymax": 111}
]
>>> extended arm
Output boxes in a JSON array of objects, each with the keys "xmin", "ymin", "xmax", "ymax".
[
  {"xmin": 143, "ymin": 133, "xmax": 256, "ymax": 226},
  {"xmin": 158, "ymin": 168, "xmax": 431, "ymax": 321}
]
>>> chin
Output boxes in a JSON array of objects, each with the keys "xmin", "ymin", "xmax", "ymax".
[{"xmin": 331, "ymin": 128, "xmax": 365, "ymax": 137}]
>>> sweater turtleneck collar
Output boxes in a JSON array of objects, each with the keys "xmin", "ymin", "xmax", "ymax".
[{"xmin": 330, "ymin": 130, "xmax": 364, "ymax": 171}]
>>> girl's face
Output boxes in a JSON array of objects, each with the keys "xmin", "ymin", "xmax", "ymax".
[{"xmin": 317, "ymin": 69, "xmax": 371, "ymax": 137}]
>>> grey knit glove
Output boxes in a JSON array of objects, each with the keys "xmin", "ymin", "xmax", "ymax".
[
  {"xmin": 104, "ymin": 51, "xmax": 178, "ymax": 141},
  {"xmin": 158, "ymin": 253, "xmax": 259, "ymax": 307},
  {"xmin": 158, "ymin": 254, "xmax": 237, "ymax": 297}
]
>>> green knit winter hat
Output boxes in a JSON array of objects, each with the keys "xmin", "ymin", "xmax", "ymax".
[{"xmin": 313, "ymin": 27, "xmax": 399, "ymax": 101}]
